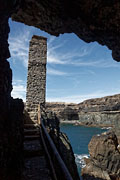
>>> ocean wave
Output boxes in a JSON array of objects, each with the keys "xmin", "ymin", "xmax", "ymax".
[
  {"xmin": 74, "ymin": 154, "xmax": 89, "ymax": 168},
  {"xmin": 101, "ymin": 127, "xmax": 112, "ymax": 130}
]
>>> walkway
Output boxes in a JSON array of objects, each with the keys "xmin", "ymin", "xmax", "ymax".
[{"xmin": 21, "ymin": 123, "xmax": 52, "ymax": 180}]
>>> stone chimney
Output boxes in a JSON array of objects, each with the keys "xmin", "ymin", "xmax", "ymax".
[{"xmin": 26, "ymin": 35, "xmax": 47, "ymax": 122}]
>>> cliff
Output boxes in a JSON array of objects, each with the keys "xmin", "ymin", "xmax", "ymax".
[
  {"xmin": 78, "ymin": 94, "xmax": 120, "ymax": 112},
  {"xmin": 41, "ymin": 108, "xmax": 80, "ymax": 180},
  {"xmin": 46, "ymin": 94, "xmax": 120, "ymax": 127},
  {"xmin": 81, "ymin": 131, "xmax": 120, "ymax": 180},
  {"xmin": 46, "ymin": 95, "xmax": 120, "ymax": 179}
]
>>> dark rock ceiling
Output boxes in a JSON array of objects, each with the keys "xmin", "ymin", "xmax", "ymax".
[{"xmin": 12, "ymin": 0, "xmax": 120, "ymax": 61}]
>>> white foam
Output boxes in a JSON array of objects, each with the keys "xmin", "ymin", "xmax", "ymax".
[
  {"xmin": 117, "ymin": 144, "xmax": 120, "ymax": 148},
  {"xmin": 101, "ymin": 127, "xmax": 112, "ymax": 130},
  {"xmin": 74, "ymin": 154, "xmax": 89, "ymax": 168}
]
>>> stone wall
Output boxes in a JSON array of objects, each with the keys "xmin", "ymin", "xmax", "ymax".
[{"xmin": 26, "ymin": 35, "xmax": 47, "ymax": 122}]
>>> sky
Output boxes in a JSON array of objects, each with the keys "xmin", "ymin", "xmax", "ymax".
[{"xmin": 8, "ymin": 19, "xmax": 120, "ymax": 103}]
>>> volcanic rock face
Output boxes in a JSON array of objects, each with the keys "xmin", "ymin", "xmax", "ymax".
[
  {"xmin": 41, "ymin": 110, "xmax": 80, "ymax": 180},
  {"xmin": 12, "ymin": 0, "xmax": 120, "ymax": 61},
  {"xmin": 46, "ymin": 102, "xmax": 79, "ymax": 121},
  {"xmin": 78, "ymin": 94, "xmax": 120, "ymax": 112},
  {"xmin": 81, "ymin": 131, "xmax": 120, "ymax": 180}
]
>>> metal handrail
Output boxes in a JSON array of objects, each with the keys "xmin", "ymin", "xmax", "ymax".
[{"xmin": 38, "ymin": 104, "xmax": 73, "ymax": 180}]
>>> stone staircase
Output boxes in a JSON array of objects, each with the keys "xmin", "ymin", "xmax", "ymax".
[
  {"xmin": 21, "ymin": 123, "xmax": 52, "ymax": 180},
  {"xmin": 24, "ymin": 104, "xmax": 40, "ymax": 124}
]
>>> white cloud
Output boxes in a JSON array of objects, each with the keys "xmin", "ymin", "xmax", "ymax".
[
  {"xmin": 47, "ymin": 67, "xmax": 67, "ymax": 76},
  {"xmin": 71, "ymin": 58, "xmax": 120, "ymax": 68},
  {"xmin": 47, "ymin": 36, "xmax": 93, "ymax": 65},
  {"xmin": 47, "ymin": 54, "xmax": 66, "ymax": 64},
  {"xmin": 47, "ymin": 90, "xmax": 120, "ymax": 103},
  {"xmin": 9, "ymin": 29, "xmax": 120, "ymax": 70},
  {"xmin": 11, "ymin": 79, "xmax": 26, "ymax": 102},
  {"xmin": 11, "ymin": 84, "xmax": 26, "ymax": 102},
  {"xmin": 47, "ymin": 36, "xmax": 120, "ymax": 68},
  {"xmin": 9, "ymin": 29, "xmax": 31, "ymax": 67}
]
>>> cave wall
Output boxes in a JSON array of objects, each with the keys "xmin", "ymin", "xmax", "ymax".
[{"xmin": 0, "ymin": 2, "xmax": 24, "ymax": 178}]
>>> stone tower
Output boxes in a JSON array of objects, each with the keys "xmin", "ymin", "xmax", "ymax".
[{"xmin": 26, "ymin": 35, "xmax": 47, "ymax": 122}]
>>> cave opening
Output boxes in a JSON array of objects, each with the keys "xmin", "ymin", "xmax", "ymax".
[
  {"xmin": 8, "ymin": 18, "xmax": 120, "ymax": 179},
  {"xmin": 1, "ymin": 1, "xmax": 120, "ymax": 179}
]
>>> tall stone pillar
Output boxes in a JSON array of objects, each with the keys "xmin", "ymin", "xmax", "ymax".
[{"xmin": 26, "ymin": 35, "xmax": 47, "ymax": 123}]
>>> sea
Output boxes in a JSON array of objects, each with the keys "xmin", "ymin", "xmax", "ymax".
[{"xmin": 60, "ymin": 124, "xmax": 108, "ymax": 179}]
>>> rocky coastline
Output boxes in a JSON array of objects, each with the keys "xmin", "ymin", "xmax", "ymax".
[
  {"xmin": 46, "ymin": 94, "xmax": 120, "ymax": 180},
  {"xmin": 81, "ymin": 131, "xmax": 120, "ymax": 180},
  {"xmin": 46, "ymin": 94, "xmax": 120, "ymax": 129}
]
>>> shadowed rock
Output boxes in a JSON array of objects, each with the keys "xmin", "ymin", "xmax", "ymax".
[
  {"xmin": 81, "ymin": 131, "xmax": 120, "ymax": 180},
  {"xmin": 12, "ymin": 0, "xmax": 120, "ymax": 61}
]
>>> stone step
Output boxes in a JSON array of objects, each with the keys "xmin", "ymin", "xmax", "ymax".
[
  {"xmin": 24, "ymin": 135, "xmax": 40, "ymax": 141},
  {"xmin": 21, "ymin": 156, "xmax": 52, "ymax": 180},
  {"xmin": 24, "ymin": 118, "xmax": 38, "ymax": 124},
  {"xmin": 24, "ymin": 147, "xmax": 43, "ymax": 157},
  {"xmin": 27, "ymin": 108, "xmax": 38, "ymax": 112},
  {"xmin": 28, "ymin": 113, "xmax": 37, "ymax": 120},
  {"xmin": 24, "ymin": 123, "xmax": 39, "ymax": 129},
  {"xmin": 28, "ymin": 111, "xmax": 38, "ymax": 115},
  {"xmin": 25, "ymin": 104, "xmax": 40, "ymax": 108},
  {"xmin": 24, "ymin": 129, "xmax": 39, "ymax": 136},
  {"xmin": 24, "ymin": 140, "xmax": 43, "ymax": 157}
]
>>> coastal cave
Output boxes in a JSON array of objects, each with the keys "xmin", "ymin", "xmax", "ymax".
[{"xmin": 1, "ymin": 0, "xmax": 120, "ymax": 180}]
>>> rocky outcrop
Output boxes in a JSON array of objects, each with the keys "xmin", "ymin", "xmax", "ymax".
[
  {"xmin": 46, "ymin": 94, "xmax": 120, "ymax": 127},
  {"xmin": 81, "ymin": 131, "xmax": 120, "ymax": 180},
  {"xmin": 46, "ymin": 102, "xmax": 79, "ymax": 121},
  {"xmin": 0, "ymin": 3, "xmax": 24, "ymax": 179},
  {"xmin": 78, "ymin": 94, "xmax": 120, "ymax": 112},
  {"xmin": 58, "ymin": 132, "xmax": 80, "ymax": 180},
  {"xmin": 41, "ymin": 109, "xmax": 80, "ymax": 180},
  {"xmin": 77, "ymin": 111, "xmax": 120, "ymax": 127},
  {"xmin": 0, "ymin": 98, "xmax": 24, "ymax": 179},
  {"xmin": 12, "ymin": 1, "xmax": 120, "ymax": 61},
  {"xmin": 50, "ymin": 130, "xmax": 80, "ymax": 180},
  {"xmin": 46, "ymin": 98, "xmax": 120, "ymax": 179}
]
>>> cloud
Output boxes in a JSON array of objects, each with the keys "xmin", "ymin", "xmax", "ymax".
[
  {"xmin": 47, "ymin": 36, "xmax": 92, "ymax": 65},
  {"xmin": 11, "ymin": 84, "xmax": 26, "ymax": 102},
  {"xmin": 9, "ymin": 29, "xmax": 31, "ymax": 67},
  {"xmin": 47, "ymin": 90, "xmax": 120, "ymax": 103},
  {"xmin": 11, "ymin": 79, "xmax": 26, "ymax": 102},
  {"xmin": 47, "ymin": 67, "xmax": 68, "ymax": 76},
  {"xmin": 71, "ymin": 58, "xmax": 120, "ymax": 68},
  {"xmin": 9, "ymin": 29, "xmax": 120, "ymax": 70},
  {"xmin": 47, "ymin": 36, "xmax": 120, "ymax": 68}
]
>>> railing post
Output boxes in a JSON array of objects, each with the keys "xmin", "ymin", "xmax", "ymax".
[{"xmin": 38, "ymin": 104, "xmax": 41, "ymax": 125}]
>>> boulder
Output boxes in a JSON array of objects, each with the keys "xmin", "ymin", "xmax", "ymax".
[{"xmin": 82, "ymin": 131, "xmax": 120, "ymax": 180}]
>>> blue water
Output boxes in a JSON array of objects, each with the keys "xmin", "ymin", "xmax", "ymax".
[{"xmin": 60, "ymin": 124, "xmax": 106, "ymax": 178}]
